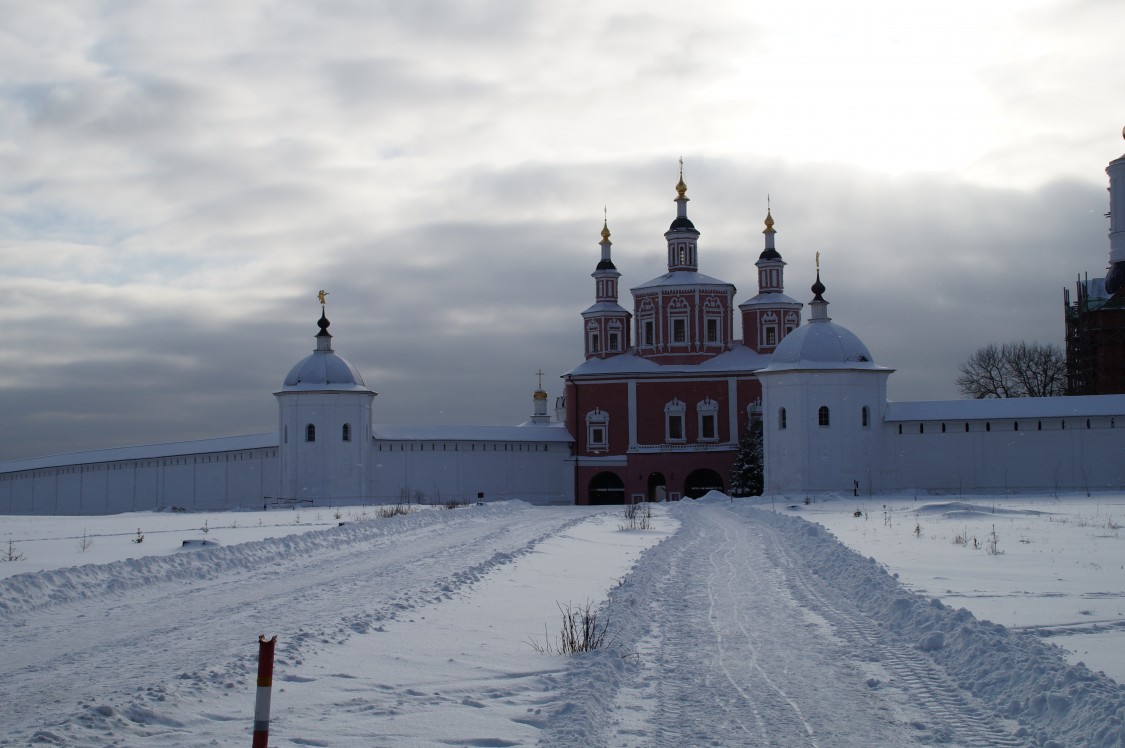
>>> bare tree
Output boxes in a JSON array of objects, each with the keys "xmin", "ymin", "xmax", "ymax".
[{"xmin": 957, "ymin": 342, "xmax": 1066, "ymax": 398}]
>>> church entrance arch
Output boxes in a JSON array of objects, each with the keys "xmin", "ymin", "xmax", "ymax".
[
  {"xmin": 588, "ymin": 471, "xmax": 626, "ymax": 505},
  {"xmin": 684, "ymin": 468, "xmax": 724, "ymax": 499},
  {"xmin": 646, "ymin": 472, "xmax": 667, "ymax": 502}
]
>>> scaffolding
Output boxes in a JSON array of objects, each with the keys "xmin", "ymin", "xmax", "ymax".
[{"xmin": 1065, "ymin": 274, "xmax": 1125, "ymax": 395}]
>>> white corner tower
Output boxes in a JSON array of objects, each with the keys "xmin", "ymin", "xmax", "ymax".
[
  {"xmin": 275, "ymin": 294, "xmax": 376, "ymax": 505},
  {"xmin": 756, "ymin": 266, "xmax": 893, "ymax": 496}
]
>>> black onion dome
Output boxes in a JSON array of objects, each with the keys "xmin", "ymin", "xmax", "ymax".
[
  {"xmin": 596, "ymin": 259, "xmax": 617, "ymax": 270},
  {"xmin": 811, "ymin": 270, "xmax": 826, "ymax": 300},
  {"xmin": 759, "ymin": 248, "xmax": 781, "ymax": 261},
  {"xmin": 668, "ymin": 215, "xmax": 696, "ymax": 231},
  {"xmin": 317, "ymin": 311, "xmax": 331, "ymax": 337}
]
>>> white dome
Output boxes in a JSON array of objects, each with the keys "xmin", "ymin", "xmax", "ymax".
[
  {"xmin": 282, "ymin": 349, "xmax": 368, "ymax": 390},
  {"xmin": 279, "ymin": 313, "xmax": 372, "ymax": 392},
  {"xmin": 763, "ymin": 318, "xmax": 876, "ymax": 371}
]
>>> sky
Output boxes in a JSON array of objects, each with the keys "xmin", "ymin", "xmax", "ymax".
[{"xmin": 2, "ymin": 0, "xmax": 1125, "ymax": 461}]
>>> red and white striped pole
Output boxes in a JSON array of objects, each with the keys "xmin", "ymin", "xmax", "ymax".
[{"xmin": 252, "ymin": 635, "xmax": 277, "ymax": 748}]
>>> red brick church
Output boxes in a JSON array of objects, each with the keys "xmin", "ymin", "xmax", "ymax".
[{"xmin": 563, "ymin": 167, "xmax": 803, "ymax": 504}]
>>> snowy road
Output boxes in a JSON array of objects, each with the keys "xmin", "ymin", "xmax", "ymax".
[{"xmin": 2, "ymin": 500, "xmax": 1121, "ymax": 746}]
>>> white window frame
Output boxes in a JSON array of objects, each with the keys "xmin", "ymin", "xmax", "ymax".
[
  {"xmin": 586, "ymin": 408, "xmax": 609, "ymax": 450},
  {"xmin": 665, "ymin": 398, "xmax": 686, "ymax": 443},
  {"xmin": 697, "ymin": 397, "xmax": 719, "ymax": 442}
]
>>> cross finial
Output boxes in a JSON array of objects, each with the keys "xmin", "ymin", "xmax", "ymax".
[
  {"xmin": 815, "ymin": 252, "xmax": 820, "ymax": 270},
  {"xmin": 535, "ymin": 369, "xmax": 545, "ymax": 389}
]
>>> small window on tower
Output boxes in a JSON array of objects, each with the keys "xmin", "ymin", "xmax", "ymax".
[
  {"xmin": 672, "ymin": 318, "xmax": 686, "ymax": 343},
  {"xmin": 342, "ymin": 423, "xmax": 351, "ymax": 442},
  {"xmin": 765, "ymin": 326, "xmax": 777, "ymax": 346},
  {"xmin": 644, "ymin": 320, "xmax": 654, "ymax": 346},
  {"xmin": 305, "ymin": 423, "xmax": 316, "ymax": 442},
  {"xmin": 818, "ymin": 406, "xmax": 830, "ymax": 427},
  {"xmin": 678, "ymin": 246, "xmax": 686, "ymax": 264},
  {"xmin": 591, "ymin": 333, "xmax": 600, "ymax": 353},
  {"xmin": 608, "ymin": 332, "xmax": 619, "ymax": 351},
  {"xmin": 779, "ymin": 408, "xmax": 787, "ymax": 430}
]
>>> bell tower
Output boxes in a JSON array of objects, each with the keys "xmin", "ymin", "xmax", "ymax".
[
  {"xmin": 581, "ymin": 216, "xmax": 632, "ymax": 359},
  {"xmin": 739, "ymin": 203, "xmax": 803, "ymax": 352}
]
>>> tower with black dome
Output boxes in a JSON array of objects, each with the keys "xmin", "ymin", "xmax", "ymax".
[
  {"xmin": 739, "ymin": 205, "xmax": 803, "ymax": 352},
  {"xmin": 631, "ymin": 164, "xmax": 737, "ymax": 364},
  {"xmin": 757, "ymin": 267, "xmax": 893, "ymax": 495},
  {"xmin": 582, "ymin": 218, "xmax": 632, "ymax": 359},
  {"xmin": 275, "ymin": 297, "xmax": 376, "ymax": 503}
]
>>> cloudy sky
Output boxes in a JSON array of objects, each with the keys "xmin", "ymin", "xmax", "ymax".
[{"xmin": 2, "ymin": 0, "xmax": 1124, "ymax": 461}]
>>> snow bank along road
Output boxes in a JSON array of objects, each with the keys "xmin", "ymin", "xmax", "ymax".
[{"xmin": 2, "ymin": 501, "xmax": 1123, "ymax": 746}]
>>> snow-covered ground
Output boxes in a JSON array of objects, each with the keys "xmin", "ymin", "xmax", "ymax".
[{"xmin": 1, "ymin": 495, "xmax": 1123, "ymax": 746}]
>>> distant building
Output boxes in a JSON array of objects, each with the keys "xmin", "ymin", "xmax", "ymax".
[{"xmin": 1065, "ymin": 133, "xmax": 1125, "ymax": 395}]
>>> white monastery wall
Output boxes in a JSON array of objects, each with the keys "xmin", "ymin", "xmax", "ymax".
[
  {"xmin": 0, "ymin": 445, "xmax": 281, "ymax": 515},
  {"xmin": 885, "ymin": 414, "xmax": 1125, "ymax": 494},
  {"xmin": 370, "ymin": 439, "xmax": 572, "ymax": 504}
]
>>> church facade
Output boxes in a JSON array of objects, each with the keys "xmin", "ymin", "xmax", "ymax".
[{"xmin": 563, "ymin": 169, "xmax": 801, "ymax": 503}]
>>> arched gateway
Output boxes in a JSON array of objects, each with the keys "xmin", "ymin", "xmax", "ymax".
[
  {"xmin": 683, "ymin": 468, "xmax": 724, "ymax": 499},
  {"xmin": 588, "ymin": 471, "xmax": 625, "ymax": 504}
]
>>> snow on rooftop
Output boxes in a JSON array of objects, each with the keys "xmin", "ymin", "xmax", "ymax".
[
  {"xmin": 0, "ymin": 433, "xmax": 280, "ymax": 475},
  {"xmin": 372, "ymin": 422, "xmax": 573, "ymax": 442},
  {"xmin": 885, "ymin": 394, "xmax": 1125, "ymax": 422},
  {"xmin": 565, "ymin": 344, "xmax": 771, "ymax": 377},
  {"xmin": 631, "ymin": 270, "xmax": 734, "ymax": 291},
  {"xmin": 738, "ymin": 291, "xmax": 802, "ymax": 307},
  {"xmin": 760, "ymin": 316, "xmax": 889, "ymax": 373}
]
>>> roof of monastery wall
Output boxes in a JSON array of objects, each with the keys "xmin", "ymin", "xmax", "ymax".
[
  {"xmin": 0, "ymin": 432, "xmax": 280, "ymax": 475},
  {"xmin": 372, "ymin": 423, "xmax": 573, "ymax": 443},
  {"xmin": 885, "ymin": 394, "xmax": 1125, "ymax": 422}
]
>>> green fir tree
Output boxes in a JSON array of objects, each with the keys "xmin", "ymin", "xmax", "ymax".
[{"xmin": 730, "ymin": 421, "xmax": 764, "ymax": 496}]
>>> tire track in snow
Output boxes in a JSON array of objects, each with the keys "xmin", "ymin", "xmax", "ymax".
[
  {"xmin": 593, "ymin": 504, "xmax": 910, "ymax": 747},
  {"xmin": 754, "ymin": 513, "xmax": 1029, "ymax": 747},
  {"xmin": 707, "ymin": 519, "xmax": 818, "ymax": 745},
  {"xmin": 0, "ymin": 504, "xmax": 593, "ymax": 746}
]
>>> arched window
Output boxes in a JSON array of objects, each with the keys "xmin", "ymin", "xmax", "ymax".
[
  {"xmin": 305, "ymin": 423, "xmax": 316, "ymax": 442},
  {"xmin": 342, "ymin": 423, "xmax": 351, "ymax": 442},
  {"xmin": 818, "ymin": 406, "xmax": 830, "ymax": 427},
  {"xmin": 778, "ymin": 408, "xmax": 787, "ymax": 430},
  {"xmin": 861, "ymin": 406, "xmax": 870, "ymax": 428}
]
